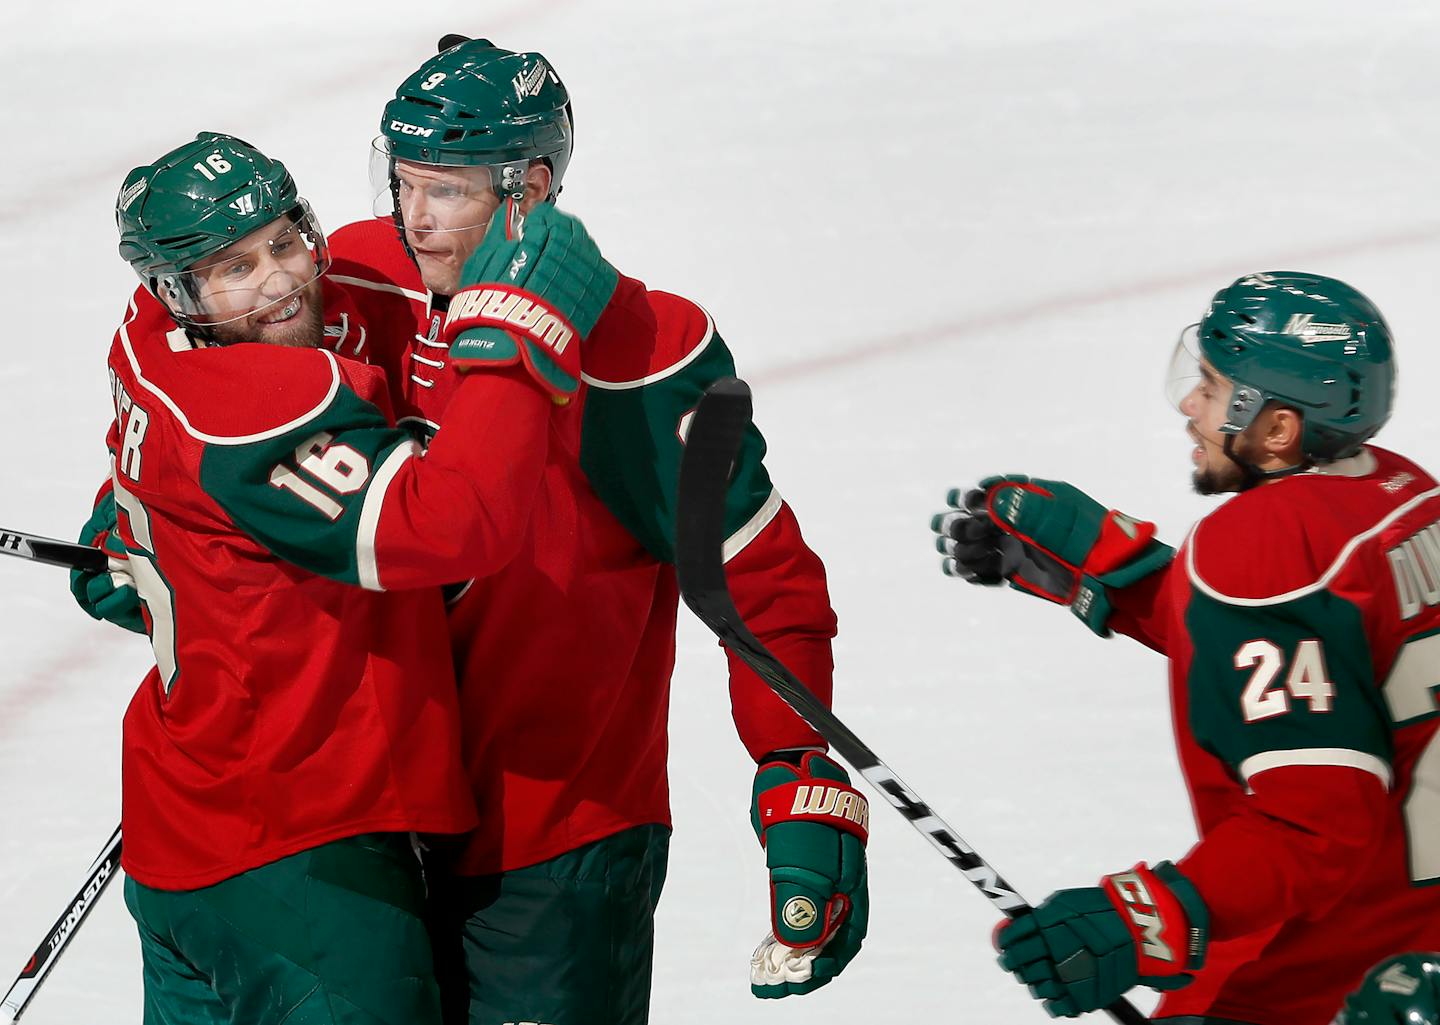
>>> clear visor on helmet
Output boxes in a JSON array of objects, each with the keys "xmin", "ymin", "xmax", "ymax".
[
  {"xmin": 160, "ymin": 202, "xmax": 330, "ymax": 327},
  {"xmin": 368, "ymin": 136, "xmax": 528, "ymax": 236},
  {"xmin": 1164, "ymin": 323, "xmax": 1265, "ymax": 434},
  {"xmin": 1164, "ymin": 323, "xmax": 1204, "ymax": 412}
]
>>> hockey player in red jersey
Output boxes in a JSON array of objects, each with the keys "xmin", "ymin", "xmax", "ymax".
[
  {"xmin": 329, "ymin": 37, "xmax": 860, "ymax": 1024},
  {"xmin": 98, "ymin": 132, "xmax": 614, "ymax": 1025},
  {"xmin": 933, "ymin": 272, "xmax": 1440, "ymax": 1023}
]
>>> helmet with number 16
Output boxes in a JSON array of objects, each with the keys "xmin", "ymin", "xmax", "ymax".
[{"xmin": 116, "ymin": 132, "xmax": 330, "ymax": 346}]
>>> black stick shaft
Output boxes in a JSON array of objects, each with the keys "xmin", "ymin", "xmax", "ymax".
[{"xmin": 0, "ymin": 528, "xmax": 106, "ymax": 573}]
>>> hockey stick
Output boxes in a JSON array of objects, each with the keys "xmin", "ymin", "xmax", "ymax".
[
  {"xmin": 0, "ymin": 529, "xmax": 122, "ymax": 1020},
  {"xmin": 674, "ymin": 378, "xmax": 1149, "ymax": 1025},
  {"xmin": 1, "ymin": 826, "xmax": 123, "ymax": 1023},
  {"xmin": 0, "ymin": 529, "xmax": 105, "ymax": 573}
]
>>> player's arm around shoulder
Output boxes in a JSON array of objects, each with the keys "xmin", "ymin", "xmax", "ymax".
[
  {"xmin": 189, "ymin": 346, "xmax": 551, "ymax": 591},
  {"xmin": 209, "ymin": 200, "xmax": 618, "ymax": 590}
]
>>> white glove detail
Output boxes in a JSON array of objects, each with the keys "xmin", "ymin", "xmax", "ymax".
[
  {"xmin": 750, "ymin": 932, "xmax": 820, "ymax": 988},
  {"xmin": 108, "ymin": 555, "xmax": 136, "ymax": 592}
]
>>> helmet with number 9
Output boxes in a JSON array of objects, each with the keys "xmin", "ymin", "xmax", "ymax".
[
  {"xmin": 116, "ymin": 132, "xmax": 329, "ymax": 330},
  {"xmin": 1172, "ymin": 271, "xmax": 1396, "ymax": 461},
  {"xmin": 1332, "ymin": 953, "xmax": 1440, "ymax": 1024},
  {"xmin": 374, "ymin": 37, "xmax": 573, "ymax": 203}
]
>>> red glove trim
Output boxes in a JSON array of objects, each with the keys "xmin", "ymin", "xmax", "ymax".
[
  {"xmin": 770, "ymin": 892, "xmax": 850, "ymax": 952},
  {"xmin": 1100, "ymin": 862, "xmax": 1193, "ymax": 977},
  {"xmin": 756, "ymin": 778, "xmax": 869, "ymax": 844},
  {"xmin": 1086, "ymin": 512, "xmax": 1158, "ymax": 577},
  {"xmin": 983, "ymin": 482, "xmax": 1157, "ymax": 596},
  {"xmin": 442, "ymin": 283, "xmax": 579, "ymax": 362}
]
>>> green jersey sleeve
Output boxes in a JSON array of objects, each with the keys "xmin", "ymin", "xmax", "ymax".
[
  {"xmin": 579, "ymin": 324, "xmax": 773, "ymax": 564},
  {"xmin": 198, "ymin": 384, "xmax": 419, "ymax": 587},
  {"xmin": 1184, "ymin": 585, "xmax": 1394, "ymax": 787}
]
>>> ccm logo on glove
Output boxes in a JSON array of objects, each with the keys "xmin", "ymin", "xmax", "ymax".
[
  {"xmin": 1107, "ymin": 871, "xmax": 1175, "ymax": 962},
  {"xmin": 444, "ymin": 286, "xmax": 575, "ymax": 356}
]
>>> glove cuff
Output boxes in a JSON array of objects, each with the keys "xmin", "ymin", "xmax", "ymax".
[
  {"xmin": 755, "ymin": 777, "xmax": 870, "ymax": 844},
  {"xmin": 442, "ymin": 284, "xmax": 579, "ymax": 353},
  {"xmin": 752, "ymin": 752, "xmax": 868, "ymax": 845},
  {"xmin": 1101, "ymin": 861, "xmax": 1209, "ymax": 978},
  {"xmin": 443, "ymin": 283, "xmax": 581, "ymax": 396}
]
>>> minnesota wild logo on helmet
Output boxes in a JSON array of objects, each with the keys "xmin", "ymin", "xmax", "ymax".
[
  {"xmin": 372, "ymin": 37, "xmax": 573, "ymax": 205},
  {"xmin": 1333, "ymin": 952, "xmax": 1440, "ymax": 1024},
  {"xmin": 116, "ymin": 132, "xmax": 329, "ymax": 330},
  {"xmin": 1192, "ymin": 271, "xmax": 1396, "ymax": 460}
]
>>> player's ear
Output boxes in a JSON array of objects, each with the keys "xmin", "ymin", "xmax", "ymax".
[
  {"xmin": 519, "ymin": 161, "xmax": 553, "ymax": 214},
  {"xmin": 1264, "ymin": 405, "xmax": 1304, "ymax": 460}
]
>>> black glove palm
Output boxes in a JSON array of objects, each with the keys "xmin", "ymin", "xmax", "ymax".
[{"xmin": 932, "ymin": 487, "xmax": 1071, "ymax": 593}]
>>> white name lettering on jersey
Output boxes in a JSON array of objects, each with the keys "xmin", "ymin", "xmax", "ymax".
[
  {"xmin": 1386, "ymin": 518, "xmax": 1440, "ymax": 621},
  {"xmin": 110, "ymin": 369, "xmax": 150, "ymax": 483}
]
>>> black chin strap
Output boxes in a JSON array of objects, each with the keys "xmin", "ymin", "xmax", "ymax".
[{"xmin": 1223, "ymin": 433, "xmax": 1310, "ymax": 491}]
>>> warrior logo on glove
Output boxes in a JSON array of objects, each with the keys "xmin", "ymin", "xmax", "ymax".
[{"xmin": 749, "ymin": 752, "xmax": 870, "ymax": 999}]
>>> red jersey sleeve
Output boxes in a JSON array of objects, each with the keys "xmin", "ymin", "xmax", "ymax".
[
  {"xmin": 1177, "ymin": 764, "xmax": 1388, "ymax": 941},
  {"xmin": 724, "ymin": 501, "xmax": 839, "ymax": 759},
  {"xmin": 115, "ymin": 289, "xmax": 550, "ymax": 592}
]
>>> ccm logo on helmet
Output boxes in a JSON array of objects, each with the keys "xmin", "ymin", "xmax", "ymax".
[{"xmin": 389, "ymin": 120, "xmax": 435, "ymax": 138}]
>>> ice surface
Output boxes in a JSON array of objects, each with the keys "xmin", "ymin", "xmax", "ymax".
[{"xmin": 1, "ymin": 1, "xmax": 1438, "ymax": 1020}]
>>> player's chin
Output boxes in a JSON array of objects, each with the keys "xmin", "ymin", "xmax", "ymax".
[
  {"xmin": 1192, "ymin": 465, "xmax": 1239, "ymax": 496},
  {"xmin": 250, "ymin": 291, "xmax": 324, "ymax": 349},
  {"xmin": 413, "ymin": 249, "xmax": 460, "ymax": 296}
]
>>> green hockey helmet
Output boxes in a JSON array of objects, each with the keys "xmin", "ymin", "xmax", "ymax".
[
  {"xmin": 117, "ymin": 132, "xmax": 330, "ymax": 328},
  {"xmin": 1166, "ymin": 271, "xmax": 1395, "ymax": 461},
  {"xmin": 1333, "ymin": 952, "xmax": 1440, "ymax": 1024},
  {"xmin": 370, "ymin": 37, "xmax": 573, "ymax": 228}
]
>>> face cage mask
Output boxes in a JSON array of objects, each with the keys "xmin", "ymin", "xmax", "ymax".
[
  {"xmin": 156, "ymin": 203, "xmax": 331, "ymax": 329},
  {"xmin": 368, "ymin": 136, "xmax": 528, "ymax": 237}
]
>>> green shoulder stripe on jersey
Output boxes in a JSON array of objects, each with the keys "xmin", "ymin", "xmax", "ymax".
[
  {"xmin": 1183, "ymin": 585, "xmax": 1393, "ymax": 787},
  {"xmin": 198, "ymin": 385, "xmax": 417, "ymax": 587},
  {"xmin": 579, "ymin": 326, "xmax": 773, "ymax": 564}
]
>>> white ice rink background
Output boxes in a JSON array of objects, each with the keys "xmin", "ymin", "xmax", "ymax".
[{"xmin": 2, "ymin": 1, "xmax": 1438, "ymax": 1021}]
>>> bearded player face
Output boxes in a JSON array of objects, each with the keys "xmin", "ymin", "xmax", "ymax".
[
  {"xmin": 1178, "ymin": 359, "xmax": 1263, "ymax": 495},
  {"xmin": 181, "ymin": 216, "xmax": 326, "ymax": 348}
]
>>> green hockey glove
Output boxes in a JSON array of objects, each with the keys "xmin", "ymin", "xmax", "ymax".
[
  {"xmin": 996, "ymin": 861, "xmax": 1208, "ymax": 1017},
  {"xmin": 68, "ymin": 490, "xmax": 146, "ymax": 634},
  {"xmin": 932, "ymin": 475, "xmax": 1173, "ymax": 636},
  {"xmin": 749, "ymin": 752, "xmax": 869, "ymax": 998},
  {"xmin": 441, "ymin": 199, "xmax": 618, "ymax": 403}
]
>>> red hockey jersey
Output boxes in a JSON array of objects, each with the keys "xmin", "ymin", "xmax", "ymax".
[
  {"xmin": 1108, "ymin": 446, "xmax": 1440, "ymax": 1024},
  {"xmin": 328, "ymin": 218, "xmax": 839, "ymax": 873},
  {"xmin": 107, "ymin": 281, "xmax": 556, "ymax": 889}
]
